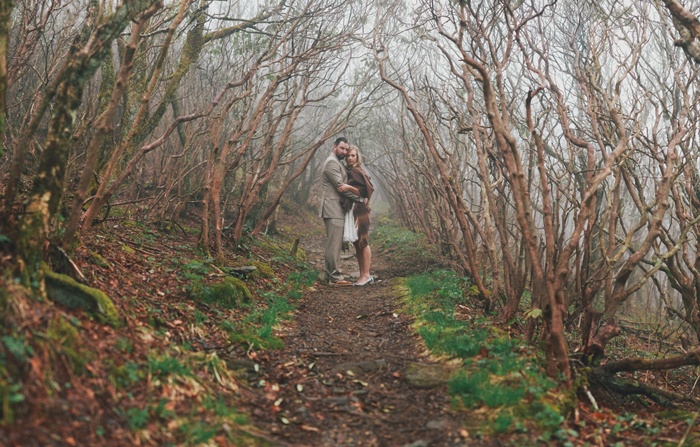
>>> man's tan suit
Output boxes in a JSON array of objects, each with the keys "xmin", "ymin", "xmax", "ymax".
[{"xmin": 320, "ymin": 153, "xmax": 359, "ymax": 282}]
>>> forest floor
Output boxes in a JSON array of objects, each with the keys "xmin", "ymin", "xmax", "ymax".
[
  {"xmin": 2, "ymin": 206, "xmax": 700, "ymax": 446},
  {"xmin": 237, "ymin": 227, "xmax": 475, "ymax": 447}
]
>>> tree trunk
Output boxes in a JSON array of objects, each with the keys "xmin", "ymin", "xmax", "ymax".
[
  {"xmin": 0, "ymin": 1, "xmax": 13, "ymax": 157},
  {"xmin": 63, "ymin": 13, "xmax": 153, "ymax": 245},
  {"xmin": 17, "ymin": 0, "xmax": 160, "ymax": 280}
]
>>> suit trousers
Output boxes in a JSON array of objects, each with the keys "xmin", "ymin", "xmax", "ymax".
[{"xmin": 324, "ymin": 217, "xmax": 344, "ymax": 282}]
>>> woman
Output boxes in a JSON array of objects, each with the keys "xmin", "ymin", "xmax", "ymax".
[{"xmin": 337, "ymin": 145, "xmax": 375, "ymax": 286}]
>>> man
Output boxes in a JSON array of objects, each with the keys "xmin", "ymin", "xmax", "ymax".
[{"xmin": 319, "ymin": 137, "xmax": 361, "ymax": 285}]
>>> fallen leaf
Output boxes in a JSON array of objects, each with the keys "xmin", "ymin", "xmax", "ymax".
[
  {"xmin": 280, "ymin": 417, "xmax": 290, "ymax": 425},
  {"xmin": 300, "ymin": 425, "xmax": 320, "ymax": 432},
  {"xmin": 296, "ymin": 384, "xmax": 304, "ymax": 392}
]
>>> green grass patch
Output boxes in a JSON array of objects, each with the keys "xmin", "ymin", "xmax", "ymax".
[
  {"xmin": 372, "ymin": 220, "xmax": 441, "ymax": 266},
  {"xmin": 218, "ymin": 264, "xmax": 316, "ymax": 351},
  {"xmin": 397, "ymin": 270, "xmax": 568, "ymax": 437},
  {"xmin": 222, "ymin": 291, "xmax": 291, "ymax": 350}
]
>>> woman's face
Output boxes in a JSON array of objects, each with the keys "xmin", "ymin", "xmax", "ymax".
[{"xmin": 346, "ymin": 151, "xmax": 358, "ymax": 166}]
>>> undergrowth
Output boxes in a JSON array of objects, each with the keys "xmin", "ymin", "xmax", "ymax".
[
  {"xmin": 178, "ymin": 251, "xmax": 317, "ymax": 351},
  {"xmin": 0, "ymin": 217, "xmax": 317, "ymax": 445},
  {"xmin": 397, "ymin": 269, "xmax": 572, "ymax": 444}
]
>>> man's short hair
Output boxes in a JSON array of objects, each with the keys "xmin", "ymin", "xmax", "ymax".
[{"xmin": 334, "ymin": 136, "xmax": 348, "ymax": 146}]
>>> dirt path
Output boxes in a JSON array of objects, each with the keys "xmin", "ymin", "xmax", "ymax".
[{"xmin": 241, "ymin": 236, "xmax": 473, "ymax": 447}]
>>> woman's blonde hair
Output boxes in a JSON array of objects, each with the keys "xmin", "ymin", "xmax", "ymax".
[{"xmin": 347, "ymin": 145, "xmax": 362, "ymax": 167}]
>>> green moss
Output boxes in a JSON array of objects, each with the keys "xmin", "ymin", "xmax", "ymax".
[
  {"xmin": 88, "ymin": 250, "xmax": 111, "ymax": 268},
  {"xmin": 253, "ymin": 239, "xmax": 280, "ymax": 255},
  {"xmin": 255, "ymin": 238, "xmax": 307, "ymax": 262},
  {"xmin": 192, "ymin": 277, "xmax": 252, "ymax": 309},
  {"xmin": 121, "ymin": 244, "xmax": 135, "ymax": 254},
  {"xmin": 43, "ymin": 266, "xmax": 120, "ymax": 327},
  {"xmin": 47, "ymin": 315, "xmax": 92, "ymax": 374},
  {"xmin": 247, "ymin": 260, "xmax": 275, "ymax": 279}
]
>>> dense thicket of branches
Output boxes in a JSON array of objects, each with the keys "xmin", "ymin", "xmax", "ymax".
[
  {"xmin": 356, "ymin": 0, "xmax": 700, "ymax": 381},
  {"xmin": 0, "ymin": 0, "xmax": 376, "ymax": 268},
  {"xmin": 3, "ymin": 0, "xmax": 700, "ymax": 385}
]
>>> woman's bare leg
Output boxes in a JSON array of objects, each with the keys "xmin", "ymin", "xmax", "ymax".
[
  {"xmin": 363, "ymin": 245, "xmax": 372, "ymax": 279},
  {"xmin": 354, "ymin": 241, "xmax": 365, "ymax": 281},
  {"xmin": 354, "ymin": 244, "xmax": 372, "ymax": 283}
]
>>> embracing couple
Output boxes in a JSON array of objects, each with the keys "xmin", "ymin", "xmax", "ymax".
[{"xmin": 319, "ymin": 137, "xmax": 375, "ymax": 286}]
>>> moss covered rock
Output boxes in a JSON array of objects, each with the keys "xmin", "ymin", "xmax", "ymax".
[
  {"xmin": 405, "ymin": 362, "xmax": 454, "ymax": 388},
  {"xmin": 248, "ymin": 260, "xmax": 275, "ymax": 279},
  {"xmin": 43, "ymin": 266, "xmax": 120, "ymax": 327},
  {"xmin": 193, "ymin": 276, "xmax": 252, "ymax": 309}
]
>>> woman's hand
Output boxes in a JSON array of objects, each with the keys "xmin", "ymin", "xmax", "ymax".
[{"xmin": 338, "ymin": 183, "xmax": 360, "ymax": 196}]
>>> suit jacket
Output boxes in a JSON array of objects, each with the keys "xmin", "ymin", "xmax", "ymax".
[{"xmin": 319, "ymin": 153, "xmax": 360, "ymax": 218}]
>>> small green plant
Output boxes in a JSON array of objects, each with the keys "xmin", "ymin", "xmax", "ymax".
[
  {"xmin": 1, "ymin": 334, "xmax": 33, "ymax": 363},
  {"xmin": 221, "ymin": 291, "xmax": 293, "ymax": 350},
  {"xmin": 110, "ymin": 361, "xmax": 142, "ymax": 389},
  {"xmin": 126, "ymin": 406, "xmax": 150, "ymax": 430},
  {"xmin": 287, "ymin": 269, "xmax": 319, "ymax": 288},
  {"xmin": 0, "ymin": 377, "xmax": 25, "ymax": 424},
  {"xmin": 147, "ymin": 355, "xmax": 191, "ymax": 380},
  {"xmin": 115, "ymin": 336, "xmax": 133, "ymax": 353}
]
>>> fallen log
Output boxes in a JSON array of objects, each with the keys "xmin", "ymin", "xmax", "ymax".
[{"xmin": 599, "ymin": 348, "xmax": 700, "ymax": 374}]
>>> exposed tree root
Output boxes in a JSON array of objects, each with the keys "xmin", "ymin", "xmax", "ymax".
[{"xmin": 588, "ymin": 367, "xmax": 700, "ymax": 407}]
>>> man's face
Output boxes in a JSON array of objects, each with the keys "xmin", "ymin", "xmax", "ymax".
[{"xmin": 334, "ymin": 141, "xmax": 349, "ymax": 159}]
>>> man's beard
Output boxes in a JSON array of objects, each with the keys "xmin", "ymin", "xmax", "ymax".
[{"xmin": 336, "ymin": 153, "xmax": 346, "ymax": 160}]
